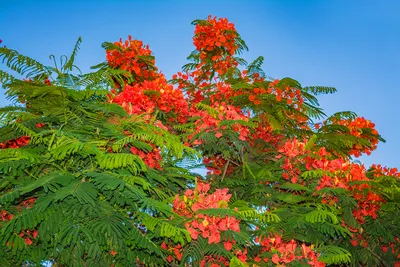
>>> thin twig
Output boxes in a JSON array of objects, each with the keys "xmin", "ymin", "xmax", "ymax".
[
  {"xmin": 366, "ymin": 246, "xmax": 386, "ymax": 266},
  {"xmin": 221, "ymin": 159, "xmax": 230, "ymax": 181}
]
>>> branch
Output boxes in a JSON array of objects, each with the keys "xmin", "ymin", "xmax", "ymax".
[
  {"xmin": 366, "ymin": 246, "xmax": 387, "ymax": 266},
  {"xmin": 221, "ymin": 159, "xmax": 230, "ymax": 181}
]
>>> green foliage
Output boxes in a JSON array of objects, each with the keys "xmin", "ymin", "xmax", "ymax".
[
  {"xmin": 316, "ymin": 246, "xmax": 352, "ymax": 264},
  {"xmin": 0, "ymin": 47, "xmax": 51, "ymax": 79},
  {"xmin": 63, "ymin": 37, "xmax": 82, "ymax": 72},
  {"xmin": 0, "ymin": 45, "xmax": 196, "ymax": 267},
  {"xmin": 1, "ymin": 19, "xmax": 398, "ymax": 267}
]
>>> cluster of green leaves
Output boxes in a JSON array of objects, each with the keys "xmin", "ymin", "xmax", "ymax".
[{"xmin": 0, "ymin": 43, "xmax": 197, "ymax": 267}]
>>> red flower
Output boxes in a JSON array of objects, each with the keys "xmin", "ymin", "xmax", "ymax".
[
  {"xmin": 187, "ymin": 226, "xmax": 199, "ymax": 240},
  {"xmin": 166, "ymin": 255, "xmax": 174, "ymax": 263},
  {"xmin": 208, "ymin": 230, "xmax": 221, "ymax": 244},
  {"xmin": 24, "ymin": 237, "xmax": 33, "ymax": 246},
  {"xmin": 161, "ymin": 241, "xmax": 168, "ymax": 250},
  {"xmin": 272, "ymin": 254, "xmax": 280, "ymax": 264},
  {"xmin": 0, "ymin": 210, "xmax": 14, "ymax": 221},
  {"xmin": 106, "ymin": 36, "xmax": 159, "ymax": 81},
  {"xmin": 33, "ymin": 230, "xmax": 38, "ymax": 239},
  {"xmin": 198, "ymin": 182, "xmax": 210, "ymax": 193},
  {"xmin": 223, "ymin": 240, "xmax": 233, "ymax": 251},
  {"xmin": 35, "ymin": 123, "xmax": 46, "ymax": 128},
  {"xmin": 193, "ymin": 16, "xmax": 238, "ymax": 55},
  {"xmin": 249, "ymin": 94, "xmax": 256, "ymax": 102}
]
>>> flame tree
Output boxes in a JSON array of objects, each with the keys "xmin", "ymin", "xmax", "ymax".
[{"xmin": 0, "ymin": 16, "xmax": 399, "ymax": 267}]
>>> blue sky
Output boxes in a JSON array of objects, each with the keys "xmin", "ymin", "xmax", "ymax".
[{"xmin": 1, "ymin": 0, "xmax": 399, "ymax": 168}]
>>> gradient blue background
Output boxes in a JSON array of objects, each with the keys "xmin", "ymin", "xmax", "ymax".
[{"xmin": 1, "ymin": 0, "xmax": 399, "ymax": 168}]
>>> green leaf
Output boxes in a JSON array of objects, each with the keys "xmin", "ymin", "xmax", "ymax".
[
  {"xmin": 54, "ymin": 180, "xmax": 98, "ymax": 206},
  {"xmin": 279, "ymin": 183, "xmax": 311, "ymax": 193},
  {"xmin": 317, "ymin": 246, "xmax": 351, "ymax": 264},
  {"xmin": 305, "ymin": 209, "xmax": 339, "ymax": 224},
  {"xmin": 230, "ymin": 256, "xmax": 247, "ymax": 267},
  {"xmin": 276, "ymin": 193, "xmax": 307, "ymax": 204},
  {"xmin": 20, "ymin": 172, "xmax": 74, "ymax": 194},
  {"xmin": 63, "ymin": 37, "xmax": 82, "ymax": 71}
]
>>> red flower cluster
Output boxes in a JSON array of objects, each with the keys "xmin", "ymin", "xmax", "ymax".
[
  {"xmin": 298, "ymin": 145, "xmax": 384, "ymax": 224},
  {"xmin": 299, "ymin": 145, "xmax": 385, "ymax": 225},
  {"xmin": 334, "ymin": 117, "xmax": 379, "ymax": 157},
  {"xmin": 106, "ymin": 35, "xmax": 158, "ymax": 81},
  {"xmin": 173, "ymin": 183, "xmax": 240, "ymax": 245},
  {"xmin": 130, "ymin": 146, "xmax": 162, "ymax": 170},
  {"xmin": 276, "ymin": 135, "xmax": 386, "ymax": 226},
  {"xmin": 273, "ymin": 84, "xmax": 304, "ymax": 108},
  {"xmin": 174, "ymin": 17, "xmax": 244, "ymax": 104},
  {"xmin": 0, "ymin": 136, "xmax": 30, "ymax": 149},
  {"xmin": 278, "ymin": 138, "xmax": 306, "ymax": 159},
  {"xmin": 344, "ymin": 164, "xmax": 383, "ymax": 224},
  {"xmin": 248, "ymin": 86, "xmax": 267, "ymax": 105},
  {"xmin": 161, "ymin": 242, "xmax": 183, "ymax": 263},
  {"xmin": 0, "ymin": 210, "xmax": 14, "ymax": 221},
  {"xmin": 43, "ymin": 78, "xmax": 52, "ymax": 86},
  {"xmin": 188, "ymin": 102, "xmax": 250, "ymax": 147},
  {"xmin": 193, "ymin": 15, "xmax": 238, "ymax": 56},
  {"xmin": 106, "ymin": 37, "xmax": 193, "ymax": 170},
  {"xmin": 109, "ymin": 77, "xmax": 189, "ymax": 123},
  {"xmin": 277, "ymin": 138, "xmax": 308, "ymax": 183},
  {"xmin": 19, "ymin": 229, "xmax": 38, "ymax": 246},
  {"xmin": 370, "ymin": 164, "xmax": 400, "ymax": 178},
  {"xmin": 254, "ymin": 234, "xmax": 325, "ymax": 267},
  {"xmin": 200, "ymin": 255, "xmax": 230, "ymax": 267},
  {"xmin": 311, "ymin": 156, "xmax": 348, "ymax": 191},
  {"xmin": 250, "ymin": 121, "xmax": 276, "ymax": 149},
  {"xmin": 6, "ymin": 229, "xmax": 38, "ymax": 248},
  {"xmin": 185, "ymin": 213, "xmax": 240, "ymax": 244},
  {"xmin": 19, "ymin": 197, "xmax": 36, "ymax": 209}
]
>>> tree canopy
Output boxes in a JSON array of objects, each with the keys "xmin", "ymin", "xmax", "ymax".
[{"xmin": 0, "ymin": 16, "xmax": 399, "ymax": 267}]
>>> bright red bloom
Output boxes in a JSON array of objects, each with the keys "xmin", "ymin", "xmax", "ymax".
[
  {"xmin": 106, "ymin": 35, "xmax": 159, "ymax": 81},
  {"xmin": 0, "ymin": 136, "xmax": 30, "ymax": 149},
  {"xmin": 24, "ymin": 237, "xmax": 33, "ymax": 246},
  {"xmin": 173, "ymin": 183, "xmax": 240, "ymax": 247},
  {"xmin": 223, "ymin": 240, "xmax": 233, "ymax": 251},
  {"xmin": 166, "ymin": 255, "xmax": 174, "ymax": 263},
  {"xmin": 33, "ymin": 230, "xmax": 38, "ymax": 239},
  {"xmin": 327, "ymin": 117, "xmax": 380, "ymax": 157},
  {"xmin": 193, "ymin": 15, "xmax": 238, "ymax": 56},
  {"xmin": 35, "ymin": 123, "xmax": 46, "ymax": 128},
  {"xmin": 161, "ymin": 241, "xmax": 168, "ymax": 250},
  {"xmin": 0, "ymin": 210, "xmax": 14, "ymax": 221}
]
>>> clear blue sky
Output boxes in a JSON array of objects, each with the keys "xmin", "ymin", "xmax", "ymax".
[{"xmin": 1, "ymin": 0, "xmax": 399, "ymax": 168}]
